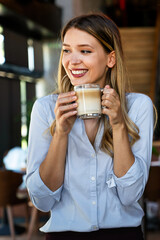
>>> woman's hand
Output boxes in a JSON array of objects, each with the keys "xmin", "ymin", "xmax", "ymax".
[
  {"xmin": 101, "ymin": 85, "xmax": 124, "ymax": 129},
  {"xmin": 54, "ymin": 91, "xmax": 78, "ymax": 135}
]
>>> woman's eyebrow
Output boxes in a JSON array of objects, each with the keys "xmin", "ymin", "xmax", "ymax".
[
  {"xmin": 63, "ymin": 43, "xmax": 94, "ymax": 49},
  {"xmin": 78, "ymin": 44, "xmax": 94, "ymax": 49},
  {"xmin": 62, "ymin": 43, "xmax": 70, "ymax": 47}
]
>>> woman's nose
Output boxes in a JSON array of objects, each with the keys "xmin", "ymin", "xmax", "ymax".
[{"xmin": 69, "ymin": 53, "xmax": 81, "ymax": 65}]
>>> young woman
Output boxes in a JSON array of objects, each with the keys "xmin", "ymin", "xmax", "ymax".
[{"xmin": 26, "ymin": 13, "xmax": 155, "ymax": 240}]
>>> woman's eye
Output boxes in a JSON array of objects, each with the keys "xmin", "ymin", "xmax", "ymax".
[
  {"xmin": 63, "ymin": 49, "xmax": 70, "ymax": 53},
  {"xmin": 81, "ymin": 50, "xmax": 91, "ymax": 54}
]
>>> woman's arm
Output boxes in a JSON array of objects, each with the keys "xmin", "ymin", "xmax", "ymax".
[
  {"xmin": 102, "ymin": 86, "xmax": 154, "ymax": 205},
  {"xmin": 112, "ymin": 122, "xmax": 135, "ymax": 178},
  {"xmin": 39, "ymin": 91, "xmax": 77, "ymax": 191},
  {"xmin": 102, "ymin": 85, "xmax": 134, "ymax": 177},
  {"xmin": 26, "ymin": 92, "xmax": 77, "ymax": 211},
  {"xmin": 39, "ymin": 132, "xmax": 68, "ymax": 191}
]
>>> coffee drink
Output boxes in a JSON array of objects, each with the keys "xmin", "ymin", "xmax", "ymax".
[{"xmin": 74, "ymin": 84, "xmax": 102, "ymax": 119}]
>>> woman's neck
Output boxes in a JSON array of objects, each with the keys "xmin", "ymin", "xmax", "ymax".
[{"xmin": 84, "ymin": 118, "xmax": 100, "ymax": 146}]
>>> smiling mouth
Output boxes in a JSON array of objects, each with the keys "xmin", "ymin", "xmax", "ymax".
[{"xmin": 70, "ymin": 69, "xmax": 88, "ymax": 77}]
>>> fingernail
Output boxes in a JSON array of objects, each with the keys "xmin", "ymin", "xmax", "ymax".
[
  {"xmin": 73, "ymin": 103, "xmax": 78, "ymax": 107},
  {"xmin": 73, "ymin": 110, "xmax": 77, "ymax": 114}
]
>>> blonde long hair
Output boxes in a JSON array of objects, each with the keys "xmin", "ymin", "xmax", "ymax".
[{"xmin": 51, "ymin": 13, "xmax": 141, "ymax": 156}]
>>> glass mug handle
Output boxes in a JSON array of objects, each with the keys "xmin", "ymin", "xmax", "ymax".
[
  {"xmin": 100, "ymin": 88, "xmax": 104, "ymax": 92},
  {"xmin": 100, "ymin": 88, "xmax": 106, "ymax": 109}
]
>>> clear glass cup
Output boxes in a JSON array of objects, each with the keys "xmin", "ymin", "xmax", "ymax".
[{"xmin": 74, "ymin": 84, "xmax": 102, "ymax": 119}]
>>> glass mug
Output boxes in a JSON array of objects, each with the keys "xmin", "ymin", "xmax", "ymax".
[{"xmin": 74, "ymin": 84, "xmax": 102, "ymax": 119}]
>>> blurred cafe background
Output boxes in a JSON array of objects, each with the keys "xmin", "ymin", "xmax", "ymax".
[{"xmin": 0, "ymin": 0, "xmax": 160, "ymax": 239}]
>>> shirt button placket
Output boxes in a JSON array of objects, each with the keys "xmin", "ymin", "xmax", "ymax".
[{"xmin": 90, "ymin": 152, "xmax": 98, "ymax": 230}]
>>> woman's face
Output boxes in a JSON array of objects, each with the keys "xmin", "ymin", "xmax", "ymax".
[{"xmin": 62, "ymin": 28, "xmax": 109, "ymax": 88}]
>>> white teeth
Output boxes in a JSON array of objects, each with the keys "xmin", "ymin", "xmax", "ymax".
[{"xmin": 72, "ymin": 70, "xmax": 87, "ymax": 75}]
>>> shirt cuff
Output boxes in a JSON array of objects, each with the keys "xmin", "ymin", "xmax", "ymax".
[
  {"xmin": 27, "ymin": 168, "xmax": 63, "ymax": 202},
  {"xmin": 106, "ymin": 158, "xmax": 143, "ymax": 188}
]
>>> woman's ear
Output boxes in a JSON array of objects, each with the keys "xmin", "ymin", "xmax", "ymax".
[{"xmin": 107, "ymin": 51, "xmax": 116, "ymax": 68}]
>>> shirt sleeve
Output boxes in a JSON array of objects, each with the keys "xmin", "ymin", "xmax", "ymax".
[
  {"xmin": 26, "ymin": 98, "xmax": 63, "ymax": 212},
  {"xmin": 106, "ymin": 95, "xmax": 154, "ymax": 206}
]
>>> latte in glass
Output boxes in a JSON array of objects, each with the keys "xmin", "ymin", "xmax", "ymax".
[{"xmin": 74, "ymin": 84, "xmax": 102, "ymax": 119}]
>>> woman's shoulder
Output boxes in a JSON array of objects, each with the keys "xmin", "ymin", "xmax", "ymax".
[
  {"xmin": 31, "ymin": 94, "xmax": 58, "ymax": 123},
  {"xmin": 126, "ymin": 92, "xmax": 152, "ymax": 101},
  {"xmin": 33, "ymin": 93, "xmax": 58, "ymax": 111},
  {"xmin": 126, "ymin": 92, "xmax": 153, "ymax": 110},
  {"xmin": 36, "ymin": 93, "xmax": 58, "ymax": 105}
]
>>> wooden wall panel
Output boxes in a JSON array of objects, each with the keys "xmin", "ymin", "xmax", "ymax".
[{"xmin": 120, "ymin": 27, "xmax": 155, "ymax": 96}]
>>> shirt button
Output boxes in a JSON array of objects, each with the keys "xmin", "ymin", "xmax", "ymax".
[
  {"xmin": 91, "ymin": 176, "xmax": 95, "ymax": 181},
  {"xmin": 92, "ymin": 201, "xmax": 96, "ymax": 205},
  {"xmin": 91, "ymin": 153, "xmax": 95, "ymax": 158},
  {"xmin": 93, "ymin": 226, "xmax": 98, "ymax": 230}
]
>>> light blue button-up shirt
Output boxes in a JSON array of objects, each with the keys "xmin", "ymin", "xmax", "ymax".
[{"xmin": 26, "ymin": 92, "xmax": 154, "ymax": 232}]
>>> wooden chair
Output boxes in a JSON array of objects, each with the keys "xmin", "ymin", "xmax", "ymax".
[
  {"xmin": 27, "ymin": 202, "xmax": 39, "ymax": 240},
  {"xmin": 27, "ymin": 201, "xmax": 50, "ymax": 240},
  {"xmin": 0, "ymin": 169, "xmax": 28, "ymax": 240}
]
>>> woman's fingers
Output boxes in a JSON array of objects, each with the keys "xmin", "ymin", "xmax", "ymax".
[
  {"xmin": 102, "ymin": 91, "xmax": 119, "ymax": 109},
  {"xmin": 102, "ymin": 87, "xmax": 119, "ymax": 100},
  {"xmin": 101, "ymin": 85, "xmax": 124, "ymax": 126},
  {"xmin": 59, "ymin": 102, "xmax": 78, "ymax": 112},
  {"xmin": 57, "ymin": 91, "xmax": 77, "ymax": 105},
  {"xmin": 54, "ymin": 91, "xmax": 78, "ymax": 132},
  {"xmin": 102, "ymin": 94, "xmax": 117, "ymax": 108},
  {"xmin": 54, "ymin": 92, "xmax": 78, "ymax": 135},
  {"xmin": 60, "ymin": 109, "xmax": 77, "ymax": 122},
  {"xmin": 54, "ymin": 91, "xmax": 77, "ymax": 116}
]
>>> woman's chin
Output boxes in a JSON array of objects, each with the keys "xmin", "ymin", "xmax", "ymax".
[{"xmin": 70, "ymin": 79, "xmax": 91, "ymax": 86}]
